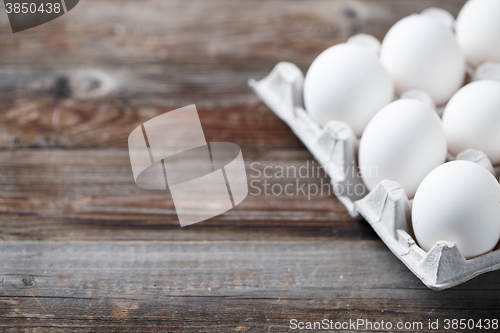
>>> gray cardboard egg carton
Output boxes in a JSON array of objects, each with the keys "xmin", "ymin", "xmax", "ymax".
[{"xmin": 249, "ymin": 61, "xmax": 500, "ymax": 290}]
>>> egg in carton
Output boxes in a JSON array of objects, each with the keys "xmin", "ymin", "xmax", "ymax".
[{"xmin": 248, "ymin": 43, "xmax": 500, "ymax": 290}]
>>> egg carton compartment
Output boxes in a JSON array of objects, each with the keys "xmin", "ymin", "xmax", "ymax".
[{"xmin": 249, "ymin": 61, "xmax": 500, "ymax": 290}]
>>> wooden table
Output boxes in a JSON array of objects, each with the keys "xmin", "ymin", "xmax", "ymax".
[{"xmin": 1, "ymin": 1, "xmax": 499, "ymax": 331}]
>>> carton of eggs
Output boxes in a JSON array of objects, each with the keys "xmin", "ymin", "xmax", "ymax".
[
  {"xmin": 250, "ymin": 0, "xmax": 500, "ymax": 288},
  {"xmin": 303, "ymin": 43, "xmax": 394, "ymax": 137},
  {"xmin": 250, "ymin": 59, "xmax": 500, "ymax": 288},
  {"xmin": 412, "ymin": 161, "xmax": 500, "ymax": 259},
  {"xmin": 380, "ymin": 13, "xmax": 466, "ymax": 105},
  {"xmin": 358, "ymin": 99, "xmax": 447, "ymax": 198},
  {"xmin": 456, "ymin": 0, "xmax": 500, "ymax": 67}
]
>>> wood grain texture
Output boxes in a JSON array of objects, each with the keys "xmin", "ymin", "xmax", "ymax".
[
  {"xmin": 1, "ymin": 0, "xmax": 496, "ymax": 332},
  {"xmin": 0, "ymin": 0, "xmax": 468, "ymax": 149},
  {"xmin": 0, "ymin": 0, "xmax": 468, "ymax": 67},
  {"xmin": 0, "ymin": 149, "xmax": 372, "ymax": 242},
  {"xmin": 1, "ymin": 241, "xmax": 499, "ymax": 332}
]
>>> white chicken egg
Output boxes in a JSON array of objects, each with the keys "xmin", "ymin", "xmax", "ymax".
[
  {"xmin": 358, "ymin": 99, "xmax": 447, "ymax": 198},
  {"xmin": 412, "ymin": 160, "xmax": 500, "ymax": 259},
  {"xmin": 303, "ymin": 43, "xmax": 394, "ymax": 136},
  {"xmin": 380, "ymin": 13, "xmax": 466, "ymax": 105},
  {"xmin": 455, "ymin": 0, "xmax": 500, "ymax": 67},
  {"xmin": 442, "ymin": 80, "xmax": 500, "ymax": 165}
]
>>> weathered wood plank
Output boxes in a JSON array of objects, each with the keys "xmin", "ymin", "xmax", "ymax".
[
  {"xmin": 0, "ymin": 241, "xmax": 499, "ymax": 332},
  {"xmin": 0, "ymin": 0, "xmax": 468, "ymax": 149},
  {"xmin": 0, "ymin": 83, "xmax": 299, "ymax": 149},
  {"xmin": 0, "ymin": 0, "xmax": 468, "ymax": 66},
  {"xmin": 0, "ymin": 149, "xmax": 374, "ymax": 241},
  {"xmin": 0, "ymin": 65, "xmax": 293, "ymax": 149}
]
